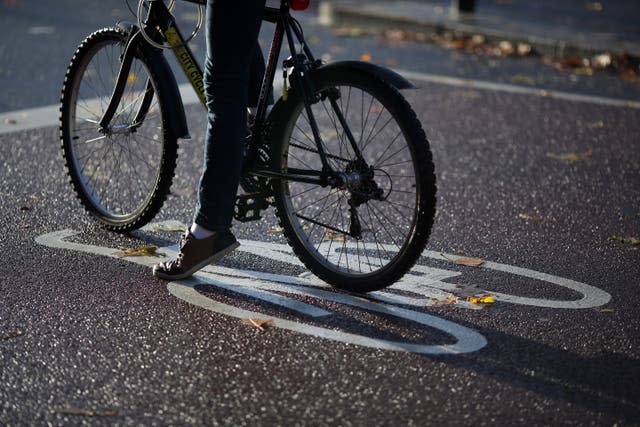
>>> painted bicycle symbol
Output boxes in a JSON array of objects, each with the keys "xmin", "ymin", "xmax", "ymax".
[{"xmin": 36, "ymin": 221, "xmax": 611, "ymax": 355}]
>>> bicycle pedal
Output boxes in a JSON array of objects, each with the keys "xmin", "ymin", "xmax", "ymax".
[{"xmin": 234, "ymin": 193, "xmax": 269, "ymax": 222}]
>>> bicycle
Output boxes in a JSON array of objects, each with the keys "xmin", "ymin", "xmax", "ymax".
[{"xmin": 59, "ymin": 0, "xmax": 437, "ymax": 292}]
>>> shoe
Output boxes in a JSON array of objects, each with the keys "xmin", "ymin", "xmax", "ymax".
[{"xmin": 153, "ymin": 230, "xmax": 239, "ymax": 280}]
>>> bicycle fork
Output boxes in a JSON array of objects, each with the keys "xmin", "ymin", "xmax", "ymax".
[{"xmin": 98, "ymin": 1, "xmax": 201, "ymax": 137}]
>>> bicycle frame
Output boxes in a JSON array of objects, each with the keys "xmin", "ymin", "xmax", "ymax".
[{"xmin": 99, "ymin": 0, "xmax": 365, "ymax": 190}]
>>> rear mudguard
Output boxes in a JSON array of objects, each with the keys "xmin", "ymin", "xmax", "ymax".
[
  {"xmin": 117, "ymin": 22, "xmax": 190, "ymax": 139},
  {"xmin": 265, "ymin": 60, "xmax": 414, "ymax": 138}
]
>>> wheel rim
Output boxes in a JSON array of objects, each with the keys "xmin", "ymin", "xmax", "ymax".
[
  {"xmin": 281, "ymin": 83, "xmax": 420, "ymax": 277},
  {"xmin": 65, "ymin": 35, "xmax": 165, "ymax": 221}
]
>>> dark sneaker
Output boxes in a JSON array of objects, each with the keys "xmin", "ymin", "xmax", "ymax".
[{"xmin": 153, "ymin": 230, "xmax": 239, "ymax": 280}]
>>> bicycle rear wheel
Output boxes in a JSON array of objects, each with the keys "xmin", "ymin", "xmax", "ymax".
[
  {"xmin": 271, "ymin": 68, "xmax": 437, "ymax": 292},
  {"xmin": 60, "ymin": 28, "xmax": 177, "ymax": 232}
]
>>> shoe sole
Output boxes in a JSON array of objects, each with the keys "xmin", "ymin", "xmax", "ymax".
[{"xmin": 153, "ymin": 241, "xmax": 240, "ymax": 281}]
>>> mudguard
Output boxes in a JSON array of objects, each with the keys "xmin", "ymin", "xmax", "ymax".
[
  {"xmin": 316, "ymin": 60, "xmax": 415, "ymax": 90},
  {"xmin": 264, "ymin": 59, "xmax": 415, "ymax": 137},
  {"xmin": 117, "ymin": 22, "xmax": 190, "ymax": 139}
]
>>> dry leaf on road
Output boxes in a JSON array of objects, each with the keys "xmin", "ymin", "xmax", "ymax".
[
  {"xmin": 114, "ymin": 245, "xmax": 165, "ymax": 258},
  {"xmin": 242, "ymin": 318, "xmax": 274, "ymax": 331},
  {"xmin": 57, "ymin": 407, "xmax": 117, "ymax": 417},
  {"xmin": 546, "ymin": 149, "xmax": 592, "ymax": 164},
  {"xmin": 455, "ymin": 257, "xmax": 485, "ymax": 267}
]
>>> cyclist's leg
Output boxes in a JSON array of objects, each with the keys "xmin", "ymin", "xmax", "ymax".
[{"xmin": 194, "ymin": 0, "xmax": 267, "ymax": 233}]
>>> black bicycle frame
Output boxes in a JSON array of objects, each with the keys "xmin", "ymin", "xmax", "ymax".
[{"xmin": 99, "ymin": 0, "xmax": 364, "ymax": 188}]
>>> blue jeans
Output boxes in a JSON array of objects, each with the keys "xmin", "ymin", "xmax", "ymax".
[{"xmin": 193, "ymin": 0, "xmax": 267, "ymax": 232}]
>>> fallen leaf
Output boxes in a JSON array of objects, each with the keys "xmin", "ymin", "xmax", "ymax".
[
  {"xmin": 587, "ymin": 120, "xmax": 605, "ymax": 129},
  {"xmin": 57, "ymin": 407, "xmax": 117, "ymax": 417},
  {"xmin": 20, "ymin": 205, "xmax": 31, "ymax": 211},
  {"xmin": 447, "ymin": 39, "xmax": 466, "ymax": 50},
  {"xmin": 3, "ymin": 118, "xmax": 17, "ymax": 125},
  {"xmin": 1, "ymin": 330, "xmax": 23, "ymax": 341},
  {"xmin": 113, "ymin": 245, "xmax": 165, "ymax": 257},
  {"xmin": 468, "ymin": 294, "xmax": 496, "ymax": 305},
  {"xmin": 360, "ymin": 52, "xmax": 372, "ymax": 62},
  {"xmin": 241, "ymin": 318, "xmax": 274, "ymax": 331},
  {"xmin": 430, "ymin": 295, "xmax": 459, "ymax": 307},
  {"xmin": 546, "ymin": 149, "xmax": 592, "ymax": 164},
  {"xmin": 511, "ymin": 74, "xmax": 536, "ymax": 85},
  {"xmin": 268, "ymin": 226, "xmax": 284, "ymax": 234},
  {"xmin": 592, "ymin": 53, "xmax": 612, "ymax": 68},
  {"xmin": 586, "ymin": 2, "xmax": 603, "ymax": 11},
  {"xmin": 518, "ymin": 213, "xmax": 544, "ymax": 222},
  {"xmin": 517, "ymin": 43, "xmax": 532, "ymax": 56},
  {"xmin": 499, "ymin": 40, "xmax": 514, "ymax": 55},
  {"xmin": 150, "ymin": 224, "xmax": 184, "ymax": 233},
  {"xmin": 609, "ymin": 235, "xmax": 640, "ymax": 247},
  {"xmin": 561, "ymin": 56, "xmax": 584, "ymax": 68},
  {"xmin": 455, "ymin": 257, "xmax": 484, "ymax": 267},
  {"xmin": 324, "ymin": 229, "xmax": 345, "ymax": 242},
  {"xmin": 573, "ymin": 66, "xmax": 594, "ymax": 76}
]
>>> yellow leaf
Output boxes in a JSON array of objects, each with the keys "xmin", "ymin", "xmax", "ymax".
[
  {"xmin": 114, "ymin": 245, "xmax": 164, "ymax": 257},
  {"xmin": 609, "ymin": 235, "xmax": 639, "ymax": 246},
  {"xmin": 468, "ymin": 295, "xmax": 496, "ymax": 305},
  {"xmin": 455, "ymin": 257, "xmax": 484, "ymax": 267},
  {"xmin": 546, "ymin": 149, "xmax": 592, "ymax": 164}
]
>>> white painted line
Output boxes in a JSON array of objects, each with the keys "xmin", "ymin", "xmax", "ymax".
[
  {"xmin": 0, "ymin": 104, "xmax": 62, "ymax": 135},
  {"xmin": 35, "ymin": 227, "xmax": 488, "ymax": 355},
  {"xmin": 169, "ymin": 278, "xmax": 488, "ymax": 355},
  {"xmin": 35, "ymin": 221, "xmax": 614, "ymax": 354},
  {"xmin": 398, "ymin": 69, "xmax": 640, "ymax": 109},
  {"xmin": 2, "ymin": 71, "xmax": 637, "ymax": 136}
]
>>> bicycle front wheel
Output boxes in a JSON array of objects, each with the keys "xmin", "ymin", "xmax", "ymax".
[
  {"xmin": 271, "ymin": 68, "xmax": 437, "ymax": 292},
  {"xmin": 60, "ymin": 28, "xmax": 177, "ymax": 232}
]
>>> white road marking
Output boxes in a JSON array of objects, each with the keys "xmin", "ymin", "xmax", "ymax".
[
  {"xmin": 2, "ymin": 71, "xmax": 637, "ymax": 136},
  {"xmin": 35, "ymin": 221, "xmax": 613, "ymax": 354},
  {"xmin": 398, "ymin": 70, "xmax": 640, "ymax": 109}
]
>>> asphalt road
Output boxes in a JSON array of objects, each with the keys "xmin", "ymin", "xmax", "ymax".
[{"xmin": 1, "ymin": 1, "xmax": 639, "ymax": 425}]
